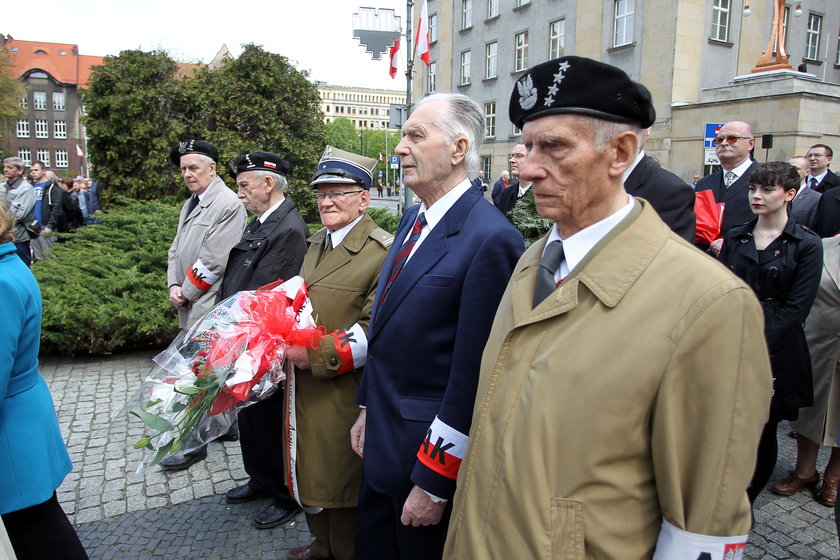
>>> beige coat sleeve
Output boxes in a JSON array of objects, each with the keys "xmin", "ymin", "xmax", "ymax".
[{"xmin": 651, "ymin": 282, "xmax": 772, "ymax": 539}]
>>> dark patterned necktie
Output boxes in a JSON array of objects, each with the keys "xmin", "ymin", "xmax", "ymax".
[
  {"xmin": 378, "ymin": 212, "xmax": 427, "ymax": 308},
  {"xmin": 533, "ymin": 240, "xmax": 565, "ymax": 307}
]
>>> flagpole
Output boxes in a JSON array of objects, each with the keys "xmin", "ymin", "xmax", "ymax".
[{"xmin": 402, "ymin": 0, "xmax": 414, "ymax": 212}]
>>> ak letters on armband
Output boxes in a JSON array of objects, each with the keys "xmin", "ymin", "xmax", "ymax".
[{"xmin": 417, "ymin": 418, "xmax": 468, "ymax": 480}]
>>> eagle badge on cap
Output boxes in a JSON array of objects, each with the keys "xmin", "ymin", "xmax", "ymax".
[
  {"xmin": 517, "ymin": 75, "xmax": 538, "ymax": 111},
  {"xmin": 178, "ymin": 140, "xmax": 195, "ymax": 154}
]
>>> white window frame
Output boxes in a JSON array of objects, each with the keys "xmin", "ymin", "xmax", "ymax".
[
  {"xmin": 460, "ymin": 50, "xmax": 472, "ymax": 85},
  {"xmin": 487, "ymin": 0, "xmax": 499, "ymax": 18},
  {"xmin": 35, "ymin": 119, "xmax": 49, "ymax": 139},
  {"xmin": 19, "ymin": 95, "xmax": 27, "ymax": 109},
  {"xmin": 428, "ymin": 62, "xmax": 437, "ymax": 93},
  {"xmin": 33, "ymin": 91, "xmax": 47, "ymax": 110},
  {"xmin": 549, "ymin": 19, "xmax": 566, "ymax": 59},
  {"xmin": 18, "ymin": 149, "xmax": 32, "ymax": 167},
  {"xmin": 515, "ymin": 31, "xmax": 529, "ymax": 72},
  {"xmin": 54, "ymin": 120, "xmax": 67, "ymax": 139},
  {"xmin": 55, "ymin": 149, "xmax": 69, "ymax": 169},
  {"xmin": 462, "ymin": 0, "xmax": 473, "ymax": 29},
  {"xmin": 36, "ymin": 149, "xmax": 50, "ymax": 168},
  {"xmin": 430, "ymin": 13, "xmax": 438, "ymax": 42},
  {"xmin": 16, "ymin": 120, "xmax": 29, "ymax": 138},
  {"xmin": 516, "ymin": 0, "xmax": 531, "ymax": 6},
  {"xmin": 805, "ymin": 13, "xmax": 822, "ymax": 61},
  {"xmin": 484, "ymin": 102, "xmax": 496, "ymax": 138},
  {"xmin": 613, "ymin": 0, "xmax": 635, "ymax": 48},
  {"xmin": 711, "ymin": 0, "xmax": 730, "ymax": 42},
  {"xmin": 485, "ymin": 41, "xmax": 498, "ymax": 79},
  {"xmin": 52, "ymin": 91, "xmax": 66, "ymax": 111}
]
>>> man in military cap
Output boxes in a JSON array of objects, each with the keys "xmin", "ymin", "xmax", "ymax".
[
  {"xmin": 283, "ymin": 146, "xmax": 393, "ymax": 560},
  {"xmin": 218, "ymin": 151, "xmax": 308, "ymax": 530},
  {"xmin": 161, "ymin": 139, "xmax": 246, "ymax": 471},
  {"xmin": 445, "ymin": 57, "xmax": 772, "ymax": 559}
]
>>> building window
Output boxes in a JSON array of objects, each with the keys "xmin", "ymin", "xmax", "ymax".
[
  {"xmin": 487, "ymin": 0, "xmax": 499, "ymax": 18},
  {"xmin": 428, "ymin": 62, "xmax": 437, "ymax": 93},
  {"xmin": 805, "ymin": 13, "xmax": 822, "ymax": 60},
  {"xmin": 53, "ymin": 92, "xmax": 66, "ymax": 111},
  {"xmin": 33, "ymin": 91, "xmax": 47, "ymax": 110},
  {"xmin": 36, "ymin": 149, "xmax": 50, "ymax": 168},
  {"xmin": 485, "ymin": 41, "xmax": 498, "ymax": 79},
  {"xmin": 35, "ymin": 119, "xmax": 49, "ymax": 138},
  {"xmin": 462, "ymin": 0, "xmax": 473, "ymax": 29},
  {"xmin": 54, "ymin": 120, "xmax": 67, "ymax": 139},
  {"xmin": 512, "ymin": 124, "xmax": 522, "ymax": 136},
  {"xmin": 16, "ymin": 120, "xmax": 29, "ymax": 138},
  {"xmin": 460, "ymin": 50, "xmax": 472, "ymax": 85},
  {"xmin": 430, "ymin": 13, "xmax": 438, "ymax": 42},
  {"xmin": 613, "ymin": 0, "xmax": 635, "ymax": 47},
  {"xmin": 55, "ymin": 149, "xmax": 69, "ymax": 169},
  {"xmin": 516, "ymin": 0, "xmax": 531, "ymax": 6},
  {"xmin": 484, "ymin": 102, "xmax": 496, "ymax": 138},
  {"xmin": 711, "ymin": 0, "xmax": 730, "ymax": 42},
  {"xmin": 481, "ymin": 155, "xmax": 492, "ymax": 177},
  {"xmin": 19, "ymin": 95, "xmax": 27, "ymax": 109},
  {"xmin": 515, "ymin": 31, "xmax": 529, "ymax": 72},
  {"xmin": 18, "ymin": 149, "xmax": 31, "ymax": 167},
  {"xmin": 549, "ymin": 19, "xmax": 566, "ymax": 59}
]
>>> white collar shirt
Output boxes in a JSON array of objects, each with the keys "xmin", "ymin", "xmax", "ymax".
[
  {"xmin": 724, "ymin": 158, "xmax": 754, "ymax": 184},
  {"xmin": 326, "ymin": 213, "xmax": 365, "ymax": 248},
  {"xmin": 258, "ymin": 196, "xmax": 285, "ymax": 224},
  {"xmin": 406, "ymin": 178, "xmax": 472, "ymax": 262}
]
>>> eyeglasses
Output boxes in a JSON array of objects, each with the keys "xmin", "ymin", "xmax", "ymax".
[
  {"xmin": 314, "ymin": 190, "xmax": 364, "ymax": 202},
  {"xmin": 806, "ymin": 152, "xmax": 828, "ymax": 159},
  {"xmin": 509, "ymin": 152, "xmax": 526, "ymax": 159},
  {"xmin": 713, "ymin": 135, "xmax": 753, "ymax": 145}
]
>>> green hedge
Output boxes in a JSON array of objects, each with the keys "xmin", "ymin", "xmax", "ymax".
[{"xmin": 33, "ymin": 198, "xmax": 181, "ymax": 355}]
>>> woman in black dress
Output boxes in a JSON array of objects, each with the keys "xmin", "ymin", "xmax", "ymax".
[{"xmin": 719, "ymin": 161, "xmax": 823, "ymax": 504}]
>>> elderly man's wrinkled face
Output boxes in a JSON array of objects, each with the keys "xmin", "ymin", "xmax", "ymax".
[
  {"xmin": 317, "ymin": 184, "xmax": 369, "ymax": 233},
  {"xmin": 714, "ymin": 122, "xmax": 754, "ymax": 169},
  {"xmin": 395, "ymin": 100, "xmax": 462, "ymax": 193},
  {"xmin": 3, "ymin": 162, "xmax": 22, "ymax": 181},
  {"xmin": 236, "ymin": 171, "xmax": 274, "ymax": 217},
  {"xmin": 179, "ymin": 154, "xmax": 216, "ymax": 195}
]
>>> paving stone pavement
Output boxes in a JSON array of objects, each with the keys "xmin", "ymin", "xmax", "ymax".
[{"xmin": 41, "ymin": 350, "xmax": 838, "ymax": 559}]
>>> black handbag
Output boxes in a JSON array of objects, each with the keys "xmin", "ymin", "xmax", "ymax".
[{"xmin": 25, "ymin": 219, "xmax": 41, "ymax": 238}]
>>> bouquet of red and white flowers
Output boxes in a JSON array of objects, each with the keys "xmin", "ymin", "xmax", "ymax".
[{"xmin": 131, "ymin": 276, "xmax": 324, "ymax": 472}]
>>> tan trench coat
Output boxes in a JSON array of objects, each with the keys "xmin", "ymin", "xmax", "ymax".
[
  {"xmin": 166, "ymin": 176, "xmax": 246, "ymax": 328},
  {"xmin": 445, "ymin": 201, "xmax": 772, "ymax": 560},
  {"xmin": 295, "ymin": 215, "xmax": 392, "ymax": 508}
]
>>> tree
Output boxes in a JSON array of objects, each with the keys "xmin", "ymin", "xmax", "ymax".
[
  {"xmin": 0, "ymin": 49, "xmax": 25, "ymax": 141},
  {"xmin": 326, "ymin": 119, "xmax": 400, "ymax": 186},
  {"xmin": 83, "ymin": 50, "xmax": 185, "ymax": 201},
  {"xmin": 326, "ymin": 117, "xmax": 359, "ymax": 152}
]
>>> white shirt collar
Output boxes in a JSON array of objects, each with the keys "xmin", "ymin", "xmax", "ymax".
[
  {"xmin": 725, "ymin": 158, "xmax": 753, "ymax": 182},
  {"xmin": 258, "ymin": 196, "xmax": 285, "ymax": 223},
  {"xmin": 405, "ymin": 178, "xmax": 472, "ymax": 262},
  {"xmin": 544, "ymin": 195, "xmax": 635, "ymax": 281},
  {"xmin": 812, "ymin": 170, "xmax": 828, "ymax": 184},
  {"xmin": 621, "ymin": 150, "xmax": 646, "ymax": 183},
  {"xmin": 518, "ymin": 182, "xmax": 532, "ymax": 197},
  {"xmin": 327, "ymin": 213, "xmax": 365, "ymax": 248},
  {"xmin": 195, "ymin": 177, "xmax": 218, "ymax": 201}
]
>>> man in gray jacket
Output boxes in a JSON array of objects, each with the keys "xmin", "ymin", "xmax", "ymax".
[{"xmin": 1, "ymin": 157, "xmax": 36, "ymax": 266}]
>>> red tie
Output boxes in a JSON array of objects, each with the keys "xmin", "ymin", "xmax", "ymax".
[{"xmin": 378, "ymin": 212, "xmax": 426, "ymax": 309}]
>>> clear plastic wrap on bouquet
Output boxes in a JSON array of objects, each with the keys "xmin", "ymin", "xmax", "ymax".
[{"xmin": 130, "ymin": 277, "xmax": 324, "ymax": 472}]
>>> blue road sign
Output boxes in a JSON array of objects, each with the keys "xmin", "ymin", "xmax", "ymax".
[
  {"xmin": 705, "ymin": 123, "xmax": 725, "ymax": 148},
  {"xmin": 389, "ymin": 155, "xmax": 399, "ymax": 165}
]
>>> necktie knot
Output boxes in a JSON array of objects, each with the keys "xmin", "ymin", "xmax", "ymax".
[
  {"xmin": 810, "ymin": 176, "xmax": 818, "ymax": 190},
  {"xmin": 724, "ymin": 171, "xmax": 736, "ymax": 188},
  {"xmin": 534, "ymin": 240, "xmax": 565, "ymax": 307}
]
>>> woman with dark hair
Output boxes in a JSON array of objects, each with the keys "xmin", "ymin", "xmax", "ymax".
[
  {"xmin": 0, "ymin": 201, "xmax": 88, "ymax": 559},
  {"xmin": 719, "ymin": 161, "xmax": 823, "ymax": 504}
]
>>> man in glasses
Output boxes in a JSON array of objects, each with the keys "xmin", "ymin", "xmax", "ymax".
[
  {"xmin": 216, "ymin": 151, "xmax": 307, "ymax": 530},
  {"xmin": 806, "ymin": 144, "xmax": 838, "ymax": 193},
  {"xmin": 283, "ymin": 146, "xmax": 393, "ymax": 560},
  {"xmin": 695, "ymin": 121, "xmax": 756, "ymax": 255},
  {"xmin": 497, "ymin": 143, "xmax": 531, "ymax": 217}
]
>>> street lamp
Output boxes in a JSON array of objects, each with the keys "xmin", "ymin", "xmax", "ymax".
[{"xmin": 794, "ymin": 3, "xmax": 803, "ymax": 17}]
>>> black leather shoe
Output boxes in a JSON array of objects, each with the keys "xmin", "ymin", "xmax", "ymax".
[
  {"xmin": 159, "ymin": 447, "xmax": 207, "ymax": 471},
  {"xmin": 253, "ymin": 504, "xmax": 300, "ymax": 530},
  {"xmin": 226, "ymin": 482, "xmax": 266, "ymax": 504}
]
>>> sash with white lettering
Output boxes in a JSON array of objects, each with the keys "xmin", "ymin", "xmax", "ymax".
[
  {"xmin": 185, "ymin": 258, "xmax": 220, "ymax": 292},
  {"xmin": 653, "ymin": 520, "xmax": 748, "ymax": 560},
  {"xmin": 278, "ymin": 276, "xmax": 322, "ymax": 514},
  {"xmin": 331, "ymin": 323, "xmax": 367, "ymax": 374},
  {"xmin": 416, "ymin": 417, "xmax": 468, "ymax": 480}
]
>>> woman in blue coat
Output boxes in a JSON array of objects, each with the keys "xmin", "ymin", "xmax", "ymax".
[
  {"xmin": 0, "ymin": 202, "xmax": 87, "ymax": 559},
  {"xmin": 719, "ymin": 161, "xmax": 823, "ymax": 505}
]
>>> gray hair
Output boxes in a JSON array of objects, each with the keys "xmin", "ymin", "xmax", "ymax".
[
  {"xmin": 3, "ymin": 157, "xmax": 24, "ymax": 170},
  {"xmin": 587, "ymin": 117, "xmax": 641, "ymax": 153},
  {"xmin": 415, "ymin": 92, "xmax": 484, "ymax": 176},
  {"xmin": 252, "ymin": 170, "xmax": 288, "ymax": 191}
]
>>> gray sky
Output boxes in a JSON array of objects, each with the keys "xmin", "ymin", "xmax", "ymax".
[{"xmin": 5, "ymin": 0, "xmax": 412, "ymax": 90}]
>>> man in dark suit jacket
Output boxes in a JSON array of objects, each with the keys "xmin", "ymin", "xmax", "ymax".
[
  {"xmin": 695, "ymin": 120, "xmax": 756, "ymax": 255},
  {"xmin": 806, "ymin": 144, "xmax": 839, "ymax": 193},
  {"xmin": 470, "ymin": 169, "xmax": 488, "ymax": 192},
  {"xmin": 789, "ymin": 155, "xmax": 821, "ymax": 229},
  {"xmin": 623, "ymin": 147, "xmax": 695, "ymax": 242},
  {"xmin": 815, "ymin": 187, "xmax": 840, "ymax": 237},
  {"xmin": 350, "ymin": 93, "xmax": 524, "ymax": 560},
  {"xmin": 497, "ymin": 143, "xmax": 531, "ymax": 217},
  {"xmin": 217, "ymin": 152, "xmax": 308, "ymax": 531},
  {"xmin": 491, "ymin": 170, "xmax": 509, "ymax": 207}
]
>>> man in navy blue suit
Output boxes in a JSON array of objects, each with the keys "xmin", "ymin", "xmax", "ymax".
[{"xmin": 350, "ymin": 92, "xmax": 524, "ymax": 560}]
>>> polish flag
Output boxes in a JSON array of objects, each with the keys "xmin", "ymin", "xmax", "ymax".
[
  {"xmin": 379, "ymin": 153, "xmax": 385, "ymax": 162},
  {"xmin": 389, "ymin": 39, "xmax": 400, "ymax": 79},
  {"xmin": 415, "ymin": 0, "xmax": 431, "ymax": 66},
  {"xmin": 76, "ymin": 144, "xmax": 84, "ymax": 158}
]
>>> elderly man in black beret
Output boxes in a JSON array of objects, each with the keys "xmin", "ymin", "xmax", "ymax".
[
  {"xmin": 161, "ymin": 140, "xmax": 247, "ymax": 471},
  {"xmin": 444, "ymin": 57, "xmax": 773, "ymax": 559},
  {"xmin": 218, "ymin": 151, "xmax": 308, "ymax": 530}
]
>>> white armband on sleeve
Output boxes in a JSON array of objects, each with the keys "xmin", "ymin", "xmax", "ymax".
[{"xmin": 653, "ymin": 520, "xmax": 747, "ymax": 560}]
